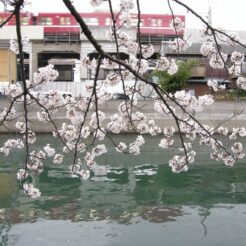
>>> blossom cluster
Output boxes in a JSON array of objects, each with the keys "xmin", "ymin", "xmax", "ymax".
[
  {"xmin": 119, "ymin": 0, "xmax": 134, "ymax": 27},
  {"xmin": 169, "ymin": 151, "xmax": 196, "ymax": 173},
  {"xmin": 32, "ymin": 65, "xmax": 59, "ymax": 87},
  {"xmin": 169, "ymin": 17, "xmax": 185, "ymax": 32},
  {"xmin": 2, "ymin": 82, "xmax": 23, "ymax": 98},
  {"xmin": 199, "ymin": 28, "xmax": 245, "ymax": 75},
  {"xmin": 10, "ymin": 36, "xmax": 29, "ymax": 54},
  {"xmin": 155, "ymin": 57, "xmax": 178, "ymax": 75},
  {"xmin": 15, "ymin": 143, "xmax": 64, "ymax": 198},
  {"xmin": 0, "ymin": 108, "xmax": 16, "ymax": 122},
  {"xmin": 90, "ymin": 0, "xmax": 103, "ymax": 7},
  {"xmin": 173, "ymin": 90, "xmax": 214, "ymax": 114},
  {"xmin": 236, "ymin": 77, "xmax": 246, "ymax": 90},
  {"xmin": 23, "ymin": 183, "xmax": 41, "ymax": 198},
  {"xmin": 200, "ymin": 42, "xmax": 228, "ymax": 69},
  {"xmin": 207, "ymin": 79, "xmax": 226, "ymax": 91},
  {"xmin": 168, "ymin": 38, "xmax": 192, "ymax": 52},
  {"xmin": 0, "ymin": 139, "xmax": 24, "ymax": 156}
]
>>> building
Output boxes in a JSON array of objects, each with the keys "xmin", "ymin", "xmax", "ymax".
[
  {"xmin": 0, "ymin": 42, "xmax": 16, "ymax": 82},
  {"xmin": 2, "ymin": 11, "xmax": 239, "ymax": 98},
  {"xmin": 0, "ymin": 11, "xmax": 186, "ymax": 97}
]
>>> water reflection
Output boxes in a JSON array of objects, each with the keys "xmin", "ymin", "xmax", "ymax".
[
  {"xmin": 1, "ymin": 161, "xmax": 246, "ymax": 224},
  {"xmin": 140, "ymin": 206, "xmax": 183, "ymax": 223},
  {"xmin": 1, "ymin": 134, "xmax": 246, "ymax": 245}
]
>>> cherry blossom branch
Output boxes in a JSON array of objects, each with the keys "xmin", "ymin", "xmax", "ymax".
[
  {"xmin": 71, "ymin": 56, "xmax": 103, "ymax": 171},
  {"xmin": 0, "ymin": 11, "xmax": 15, "ymax": 28},
  {"xmin": 27, "ymin": 92, "xmax": 69, "ymax": 147},
  {"xmin": 14, "ymin": 0, "xmax": 30, "ymax": 175},
  {"xmin": 171, "ymin": 0, "xmax": 246, "ymax": 50},
  {"xmin": 167, "ymin": 0, "xmax": 180, "ymax": 54},
  {"xmin": 63, "ymin": 0, "xmax": 234, "ymax": 163},
  {"xmin": 107, "ymin": 0, "xmax": 136, "ymax": 127}
]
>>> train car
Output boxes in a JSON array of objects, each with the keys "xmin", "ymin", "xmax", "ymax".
[
  {"xmin": 36, "ymin": 13, "xmax": 75, "ymax": 26},
  {"xmin": 36, "ymin": 12, "xmax": 106, "ymax": 26},
  {"xmin": 0, "ymin": 12, "xmax": 33, "ymax": 25},
  {"xmin": 36, "ymin": 12, "xmax": 185, "ymax": 36},
  {"xmin": 139, "ymin": 14, "xmax": 185, "ymax": 36},
  {"xmin": 0, "ymin": 11, "xmax": 185, "ymax": 37}
]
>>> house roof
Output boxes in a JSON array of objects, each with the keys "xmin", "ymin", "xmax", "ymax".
[{"xmin": 164, "ymin": 42, "xmax": 246, "ymax": 56}]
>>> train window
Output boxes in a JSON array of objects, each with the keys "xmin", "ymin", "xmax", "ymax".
[
  {"xmin": 39, "ymin": 17, "xmax": 53, "ymax": 25},
  {"xmin": 150, "ymin": 18, "xmax": 162, "ymax": 27},
  {"xmin": 20, "ymin": 17, "xmax": 29, "ymax": 25},
  {"xmin": 0, "ymin": 17, "xmax": 7, "ymax": 23},
  {"xmin": 60, "ymin": 17, "xmax": 71, "ymax": 25},
  {"xmin": 83, "ymin": 18, "xmax": 99, "ymax": 25},
  {"xmin": 131, "ymin": 18, "xmax": 144, "ymax": 26},
  {"xmin": 105, "ymin": 17, "xmax": 112, "ymax": 26}
]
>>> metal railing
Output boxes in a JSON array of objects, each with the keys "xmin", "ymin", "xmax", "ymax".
[{"xmin": 44, "ymin": 32, "xmax": 80, "ymax": 43}]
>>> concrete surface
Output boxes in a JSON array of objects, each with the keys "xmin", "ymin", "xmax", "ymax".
[{"xmin": 0, "ymin": 99, "xmax": 245, "ymax": 133}]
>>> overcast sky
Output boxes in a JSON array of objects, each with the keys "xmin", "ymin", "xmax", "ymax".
[{"xmin": 2, "ymin": 0, "xmax": 246, "ymax": 31}]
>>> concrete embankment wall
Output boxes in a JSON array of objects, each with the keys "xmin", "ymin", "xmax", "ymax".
[{"xmin": 0, "ymin": 99, "xmax": 245, "ymax": 133}]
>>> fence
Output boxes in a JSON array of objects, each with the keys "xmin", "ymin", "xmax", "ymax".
[{"xmin": 37, "ymin": 81, "xmax": 87, "ymax": 97}]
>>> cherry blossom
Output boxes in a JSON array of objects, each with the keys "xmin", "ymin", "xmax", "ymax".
[
  {"xmin": 236, "ymin": 77, "xmax": 246, "ymax": 90},
  {"xmin": 159, "ymin": 138, "xmax": 174, "ymax": 149},
  {"xmin": 200, "ymin": 42, "xmax": 216, "ymax": 58},
  {"xmin": 168, "ymin": 38, "xmax": 191, "ymax": 51},
  {"xmin": 9, "ymin": 36, "xmax": 29, "ymax": 54},
  {"xmin": 53, "ymin": 154, "xmax": 64, "ymax": 164},
  {"xmin": 23, "ymin": 183, "xmax": 41, "ymax": 198},
  {"xmin": 226, "ymin": 32, "xmax": 240, "ymax": 46},
  {"xmin": 169, "ymin": 17, "xmax": 185, "ymax": 32},
  {"xmin": 116, "ymin": 142, "xmax": 127, "ymax": 153},
  {"xmin": 231, "ymin": 142, "xmax": 243, "ymax": 154},
  {"xmin": 207, "ymin": 79, "xmax": 226, "ymax": 91},
  {"xmin": 16, "ymin": 169, "xmax": 28, "ymax": 181},
  {"xmin": 90, "ymin": 0, "xmax": 103, "ymax": 7},
  {"xmin": 141, "ymin": 44, "xmax": 155, "ymax": 59},
  {"xmin": 209, "ymin": 53, "xmax": 227, "ymax": 69},
  {"xmin": 44, "ymin": 144, "xmax": 56, "ymax": 157},
  {"xmin": 3, "ymin": 82, "xmax": 23, "ymax": 98},
  {"xmin": 119, "ymin": 11, "xmax": 132, "ymax": 27},
  {"xmin": 120, "ymin": 0, "xmax": 134, "ymax": 10},
  {"xmin": 231, "ymin": 51, "xmax": 244, "ymax": 64}
]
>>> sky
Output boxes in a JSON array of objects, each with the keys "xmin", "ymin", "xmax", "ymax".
[{"xmin": 2, "ymin": 0, "xmax": 246, "ymax": 31}]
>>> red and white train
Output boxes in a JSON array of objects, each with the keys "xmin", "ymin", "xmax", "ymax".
[{"xmin": 0, "ymin": 12, "xmax": 185, "ymax": 37}]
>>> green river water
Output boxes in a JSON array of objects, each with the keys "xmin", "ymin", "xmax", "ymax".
[{"xmin": 0, "ymin": 134, "xmax": 246, "ymax": 246}]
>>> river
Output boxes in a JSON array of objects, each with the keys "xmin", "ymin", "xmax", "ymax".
[{"xmin": 0, "ymin": 134, "xmax": 246, "ymax": 246}]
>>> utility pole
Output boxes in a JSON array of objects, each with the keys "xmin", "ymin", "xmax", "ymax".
[
  {"xmin": 0, "ymin": 0, "xmax": 8, "ymax": 12},
  {"xmin": 208, "ymin": 0, "xmax": 212, "ymax": 26}
]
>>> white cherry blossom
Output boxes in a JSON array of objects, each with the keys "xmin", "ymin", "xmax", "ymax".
[
  {"xmin": 44, "ymin": 144, "xmax": 56, "ymax": 157},
  {"xmin": 23, "ymin": 183, "xmax": 41, "ymax": 198},
  {"xmin": 169, "ymin": 17, "xmax": 185, "ymax": 32}
]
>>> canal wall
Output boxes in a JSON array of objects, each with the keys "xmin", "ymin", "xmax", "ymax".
[{"xmin": 0, "ymin": 99, "xmax": 245, "ymax": 133}]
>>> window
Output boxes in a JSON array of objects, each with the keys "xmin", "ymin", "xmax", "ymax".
[
  {"xmin": 60, "ymin": 17, "xmax": 71, "ymax": 25},
  {"xmin": 54, "ymin": 65, "xmax": 73, "ymax": 81},
  {"xmin": 131, "ymin": 18, "xmax": 144, "ymax": 26},
  {"xmin": 105, "ymin": 17, "xmax": 112, "ymax": 26},
  {"xmin": 20, "ymin": 17, "xmax": 29, "ymax": 25},
  {"xmin": 0, "ymin": 17, "xmax": 7, "ymax": 23},
  {"xmin": 150, "ymin": 18, "xmax": 162, "ymax": 27},
  {"xmin": 39, "ymin": 17, "xmax": 53, "ymax": 25},
  {"xmin": 83, "ymin": 18, "xmax": 99, "ymax": 25}
]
